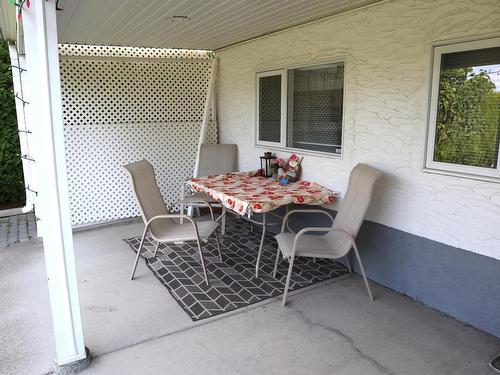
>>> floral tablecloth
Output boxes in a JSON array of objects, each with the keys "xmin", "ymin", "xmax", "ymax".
[{"xmin": 188, "ymin": 171, "xmax": 338, "ymax": 215}]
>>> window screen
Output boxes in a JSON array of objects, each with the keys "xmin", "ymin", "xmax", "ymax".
[
  {"xmin": 434, "ymin": 47, "xmax": 500, "ymax": 168},
  {"xmin": 258, "ymin": 74, "xmax": 282, "ymax": 143},
  {"xmin": 287, "ymin": 63, "xmax": 344, "ymax": 154}
]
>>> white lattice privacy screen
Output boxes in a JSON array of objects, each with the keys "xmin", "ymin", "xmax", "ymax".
[{"xmin": 59, "ymin": 44, "xmax": 217, "ymax": 226}]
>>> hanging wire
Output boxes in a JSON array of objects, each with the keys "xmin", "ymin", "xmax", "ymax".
[
  {"xmin": 9, "ymin": 2, "xmax": 37, "ymax": 221},
  {"xmin": 20, "ymin": 154, "xmax": 35, "ymax": 162},
  {"xmin": 9, "ymin": 0, "xmax": 30, "ymax": 20},
  {"xmin": 15, "ymin": 93, "xmax": 29, "ymax": 105},
  {"xmin": 13, "ymin": 42, "xmax": 30, "ymax": 139},
  {"xmin": 25, "ymin": 185, "xmax": 38, "ymax": 196},
  {"xmin": 10, "ymin": 64, "xmax": 26, "ymax": 72}
]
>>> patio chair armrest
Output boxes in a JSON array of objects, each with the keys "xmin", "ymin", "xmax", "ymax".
[
  {"xmin": 145, "ymin": 214, "xmax": 203, "ymax": 240},
  {"xmin": 174, "ymin": 198, "xmax": 216, "ymax": 221},
  {"xmin": 329, "ymin": 227, "xmax": 358, "ymax": 256},
  {"xmin": 330, "ymin": 228, "xmax": 355, "ymax": 244},
  {"xmin": 290, "ymin": 226, "xmax": 333, "ymax": 258},
  {"xmin": 281, "ymin": 209, "xmax": 335, "ymax": 233},
  {"xmin": 145, "ymin": 214, "xmax": 196, "ymax": 227}
]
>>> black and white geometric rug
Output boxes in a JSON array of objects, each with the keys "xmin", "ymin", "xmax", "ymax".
[{"xmin": 124, "ymin": 218, "xmax": 348, "ymax": 321}]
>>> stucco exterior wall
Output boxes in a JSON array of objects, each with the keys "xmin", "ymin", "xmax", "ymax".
[{"xmin": 216, "ymin": 0, "xmax": 500, "ymax": 260}]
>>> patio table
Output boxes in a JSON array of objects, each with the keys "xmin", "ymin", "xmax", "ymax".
[{"xmin": 188, "ymin": 171, "xmax": 338, "ymax": 278}]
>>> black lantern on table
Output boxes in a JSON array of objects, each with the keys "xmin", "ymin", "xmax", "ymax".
[{"xmin": 260, "ymin": 152, "xmax": 276, "ymax": 177}]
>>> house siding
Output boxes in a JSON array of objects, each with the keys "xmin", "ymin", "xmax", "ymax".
[
  {"xmin": 216, "ymin": 0, "xmax": 500, "ymax": 337},
  {"xmin": 216, "ymin": 0, "xmax": 500, "ymax": 260}
]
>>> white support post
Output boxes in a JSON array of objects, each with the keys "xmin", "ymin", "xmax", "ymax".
[{"xmin": 21, "ymin": 0, "xmax": 88, "ymax": 366}]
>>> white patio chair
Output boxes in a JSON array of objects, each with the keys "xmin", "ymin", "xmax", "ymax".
[
  {"xmin": 123, "ymin": 160, "xmax": 222, "ymax": 286},
  {"xmin": 274, "ymin": 163, "xmax": 383, "ymax": 306},
  {"xmin": 179, "ymin": 143, "xmax": 237, "ymax": 234}
]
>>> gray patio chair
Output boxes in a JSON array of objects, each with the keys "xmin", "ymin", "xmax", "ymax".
[
  {"xmin": 123, "ymin": 159, "xmax": 222, "ymax": 286},
  {"xmin": 179, "ymin": 143, "xmax": 237, "ymax": 234},
  {"xmin": 274, "ymin": 163, "xmax": 383, "ymax": 306}
]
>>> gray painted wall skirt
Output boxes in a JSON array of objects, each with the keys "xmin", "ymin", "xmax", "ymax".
[{"xmin": 262, "ymin": 206, "xmax": 500, "ymax": 338}]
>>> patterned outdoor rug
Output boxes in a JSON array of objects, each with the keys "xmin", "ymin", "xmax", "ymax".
[{"xmin": 124, "ymin": 218, "xmax": 348, "ymax": 320}]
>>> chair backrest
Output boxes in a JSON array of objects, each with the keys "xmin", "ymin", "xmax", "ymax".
[
  {"xmin": 196, "ymin": 144, "xmax": 237, "ymax": 177},
  {"xmin": 332, "ymin": 163, "xmax": 383, "ymax": 238},
  {"xmin": 123, "ymin": 160, "xmax": 172, "ymax": 236}
]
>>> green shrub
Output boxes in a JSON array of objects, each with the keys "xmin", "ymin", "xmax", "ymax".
[
  {"xmin": 0, "ymin": 40, "xmax": 25, "ymax": 207},
  {"xmin": 435, "ymin": 67, "xmax": 500, "ymax": 168}
]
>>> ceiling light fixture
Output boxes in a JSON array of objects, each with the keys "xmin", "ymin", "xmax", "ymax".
[{"xmin": 167, "ymin": 15, "xmax": 191, "ymax": 23}]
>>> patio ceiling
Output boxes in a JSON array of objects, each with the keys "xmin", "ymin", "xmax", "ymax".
[{"xmin": 56, "ymin": 0, "xmax": 382, "ymax": 50}]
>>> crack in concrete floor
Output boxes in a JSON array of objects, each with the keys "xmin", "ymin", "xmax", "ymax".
[{"xmin": 289, "ymin": 306, "xmax": 395, "ymax": 375}]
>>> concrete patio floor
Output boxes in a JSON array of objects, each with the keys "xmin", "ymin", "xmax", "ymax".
[{"xmin": 1, "ymin": 220, "xmax": 499, "ymax": 375}]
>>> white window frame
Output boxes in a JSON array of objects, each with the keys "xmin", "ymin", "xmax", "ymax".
[
  {"xmin": 424, "ymin": 37, "xmax": 500, "ymax": 181},
  {"xmin": 255, "ymin": 60, "xmax": 345, "ymax": 157},
  {"xmin": 256, "ymin": 69, "xmax": 287, "ymax": 148}
]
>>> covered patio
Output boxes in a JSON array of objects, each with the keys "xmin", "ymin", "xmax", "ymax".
[
  {"xmin": 0, "ymin": 0, "xmax": 499, "ymax": 374},
  {"xmin": 4, "ymin": 222, "xmax": 499, "ymax": 375}
]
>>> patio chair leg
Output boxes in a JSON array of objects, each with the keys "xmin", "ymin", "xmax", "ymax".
[
  {"xmin": 344, "ymin": 256, "xmax": 352, "ymax": 272},
  {"xmin": 215, "ymin": 231, "xmax": 223, "ymax": 262},
  {"xmin": 282, "ymin": 256, "xmax": 295, "ymax": 307},
  {"xmin": 180, "ymin": 204, "xmax": 185, "ymax": 224},
  {"xmin": 130, "ymin": 228, "xmax": 148, "ymax": 280},
  {"xmin": 153, "ymin": 241, "xmax": 160, "ymax": 258},
  {"xmin": 272, "ymin": 246, "xmax": 281, "ymax": 278},
  {"xmin": 255, "ymin": 213, "xmax": 266, "ymax": 278},
  {"xmin": 179, "ymin": 186, "xmax": 185, "ymax": 224},
  {"xmin": 221, "ymin": 206, "xmax": 226, "ymax": 236},
  {"xmin": 352, "ymin": 244, "xmax": 373, "ymax": 301},
  {"xmin": 196, "ymin": 238, "xmax": 210, "ymax": 287}
]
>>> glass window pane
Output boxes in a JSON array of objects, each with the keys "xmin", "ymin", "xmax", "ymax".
[
  {"xmin": 258, "ymin": 74, "xmax": 281, "ymax": 143},
  {"xmin": 287, "ymin": 63, "xmax": 344, "ymax": 154},
  {"xmin": 434, "ymin": 47, "xmax": 500, "ymax": 168}
]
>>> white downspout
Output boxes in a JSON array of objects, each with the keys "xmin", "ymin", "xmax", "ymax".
[
  {"xmin": 183, "ymin": 58, "xmax": 217, "ymax": 219},
  {"xmin": 193, "ymin": 58, "xmax": 218, "ymax": 177}
]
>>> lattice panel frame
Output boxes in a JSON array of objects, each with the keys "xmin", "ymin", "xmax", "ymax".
[
  {"xmin": 60, "ymin": 44, "xmax": 217, "ymax": 226},
  {"xmin": 59, "ymin": 44, "xmax": 211, "ymax": 59}
]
